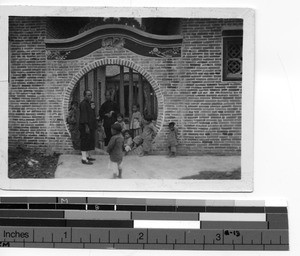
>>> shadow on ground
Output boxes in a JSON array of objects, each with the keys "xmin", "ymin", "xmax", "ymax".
[
  {"xmin": 55, "ymin": 154, "xmax": 241, "ymax": 180},
  {"xmin": 180, "ymin": 167, "xmax": 241, "ymax": 180}
]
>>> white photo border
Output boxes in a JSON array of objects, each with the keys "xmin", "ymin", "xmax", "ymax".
[{"xmin": 0, "ymin": 6, "xmax": 254, "ymax": 192}]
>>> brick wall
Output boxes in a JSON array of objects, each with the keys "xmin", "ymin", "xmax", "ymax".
[
  {"xmin": 9, "ymin": 17, "xmax": 48, "ymax": 151},
  {"xmin": 175, "ymin": 19, "xmax": 243, "ymax": 155},
  {"xmin": 9, "ymin": 17, "xmax": 242, "ymax": 155}
]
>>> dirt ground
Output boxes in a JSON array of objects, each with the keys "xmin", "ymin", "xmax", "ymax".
[
  {"xmin": 55, "ymin": 154, "xmax": 241, "ymax": 180},
  {"xmin": 8, "ymin": 146, "xmax": 60, "ymax": 178},
  {"xmin": 8, "ymin": 147, "xmax": 240, "ymax": 179}
]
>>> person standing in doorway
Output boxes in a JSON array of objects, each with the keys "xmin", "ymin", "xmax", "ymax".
[
  {"xmin": 99, "ymin": 90, "xmax": 119, "ymax": 146},
  {"xmin": 67, "ymin": 101, "xmax": 80, "ymax": 150},
  {"xmin": 90, "ymin": 100, "xmax": 98, "ymax": 150},
  {"xmin": 129, "ymin": 104, "xmax": 142, "ymax": 138},
  {"xmin": 79, "ymin": 90, "xmax": 97, "ymax": 165}
]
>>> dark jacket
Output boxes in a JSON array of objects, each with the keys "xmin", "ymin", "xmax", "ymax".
[
  {"xmin": 79, "ymin": 99, "xmax": 97, "ymax": 130},
  {"xmin": 106, "ymin": 133, "xmax": 124, "ymax": 163},
  {"xmin": 99, "ymin": 100, "xmax": 119, "ymax": 125}
]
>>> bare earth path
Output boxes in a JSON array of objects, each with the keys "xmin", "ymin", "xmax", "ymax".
[{"xmin": 55, "ymin": 155, "xmax": 241, "ymax": 179}]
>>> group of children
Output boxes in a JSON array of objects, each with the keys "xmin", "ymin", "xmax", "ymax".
[{"xmin": 98, "ymin": 104, "xmax": 179, "ymax": 179}]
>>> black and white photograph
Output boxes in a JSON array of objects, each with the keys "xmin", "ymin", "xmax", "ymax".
[
  {"xmin": 0, "ymin": 6, "xmax": 254, "ymax": 191},
  {"xmin": 2, "ymin": 1, "xmax": 300, "ymax": 255}
]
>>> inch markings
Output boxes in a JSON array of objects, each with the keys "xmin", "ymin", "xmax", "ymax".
[
  {"xmin": 0, "ymin": 226, "xmax": 289, "ymax": 250},
  {"xmin": 0, "ymin": 197, "xmax": 289, "ymax": 250}
]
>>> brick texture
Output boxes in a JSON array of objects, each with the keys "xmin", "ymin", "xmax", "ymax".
[
  {"xmin": 9, "ymin": 17, "xmax": 242, "ymax": 155},
  {"xmin": 9, "ymin": 17, "xmax": 48, "ymax": 151}
]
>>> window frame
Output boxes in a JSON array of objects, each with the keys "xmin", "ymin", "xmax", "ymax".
[{"xmin": 222, "ymin": 30, "xmax": 243, "ymax": 82}]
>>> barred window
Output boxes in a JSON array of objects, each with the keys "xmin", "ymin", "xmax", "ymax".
[{"xmin": 222, "ymin": 30, "xmax": 243, "ymax": 81}]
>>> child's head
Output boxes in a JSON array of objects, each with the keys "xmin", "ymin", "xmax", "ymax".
[
  {"xmin": 168, "ymin": 122, "xmax": 175, "ymax": 130},
  {"xmin": 132, "ymin": 104, "xmax": 139, "ymax": 113},
  {"xmin": 123, "ymin": 130, "xmax": 132, "ymax": 139},
  {"xmin": 144, "ymin": 115, "xmax": 153, "ymax": 123},
  {"xmin": 90, "ymin": 101, "xmax": 95, "ymax": 110},
  {"xmin": 116, "ymin": 113, "xmax": 123, "ymax": 123},
  {"xmin": 70, "ymin": 101, "xmax": 78, "ymax": 110},
  {"xmin": 111, "ymin": 123, "xmax": 122, "ymax": 135}
]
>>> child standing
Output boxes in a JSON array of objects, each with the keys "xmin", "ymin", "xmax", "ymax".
[
  {"xmin": 97, "ymin": 119, "xmax": 106, "ymax": 150},
  {"xmin": 130, "ymin": 104, "xmax": 142, "ymax": 138},
  {"xmin": 167, "ymin": 122, "xmax": 178, "ymax": 157},
  {"xmin": 106, "ymin": 123, "xmax": 124, "ymax": 179},
  {"xmin": 67, "ymin": 101, "xmax": 80, "ymax": 150},
  {"xmin": 133, "ymin": 115, "xmax": 157, "ymax": 157},
  {"xmin": 115, "ymin": 113, "xmax": 126, "ymax": 133},
  {"xmin": 123, "ymin": 130, "xmax": 133, "ymax": 154}
]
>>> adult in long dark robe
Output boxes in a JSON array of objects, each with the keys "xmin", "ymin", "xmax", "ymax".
[
  {"xmin": 99, "ymin": 91, "xmax": 119, "ymax": 146},
  {"xmin": 79, "ymin": 90, "xmax": 97, "ymax": 165}
]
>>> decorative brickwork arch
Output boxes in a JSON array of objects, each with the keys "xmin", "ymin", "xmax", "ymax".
[{"xmin": 63, "ymin": 58, "xmax": 165, "ymax": 136}]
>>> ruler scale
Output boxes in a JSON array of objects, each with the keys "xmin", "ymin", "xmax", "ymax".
[{"xmin": 0, "ymin": 197, "xmax": 289, "ymax": 250}]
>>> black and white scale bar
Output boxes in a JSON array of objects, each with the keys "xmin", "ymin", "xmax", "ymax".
[
  {"xmin": 0, "ymin": 197, "xmax": 288, "ymax": 213},
  {"xmin": 0, "ymin": 203, "xmax": 288, "ymax": 213},
  {"xmin": 0, "ymin": 219, "xmax": 133, "ymax": 228},
  {"xmin": 0, "ymin": 210, "xmax": 288, "ymax": 230},
  {"xmin": 0, "ymin": 198, "xmax": 289, "ymax": 250},
  {"xmin": 0, "ymin": 227, "xmax": 289, "ymax": 250},
  {"xmin": 0, "ymin": 210, "xmax": 274, "ymax": 219}
]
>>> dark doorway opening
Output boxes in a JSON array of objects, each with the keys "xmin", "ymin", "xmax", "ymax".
[{"xmin": 71, "ymin": 65, "xmax": 158, "ymax": 125}]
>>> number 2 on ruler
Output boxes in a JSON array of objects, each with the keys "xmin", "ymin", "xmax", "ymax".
[{"xmin": 139, "ymin": 232, "xmax": 144, "ymax": 240}]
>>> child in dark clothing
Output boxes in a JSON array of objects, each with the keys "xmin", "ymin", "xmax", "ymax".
[
  {"xmin": 167, "ymin": 122, "xmax": 178, "ymax": 157},
  {"xmin": 106, "ymin": 123, "xmax": 124, "ymax": 179}
]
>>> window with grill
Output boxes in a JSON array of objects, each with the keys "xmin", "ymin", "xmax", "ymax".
[{"xmin": 222, "ymin": 30, "xmax": 243, "ymax": 81}]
